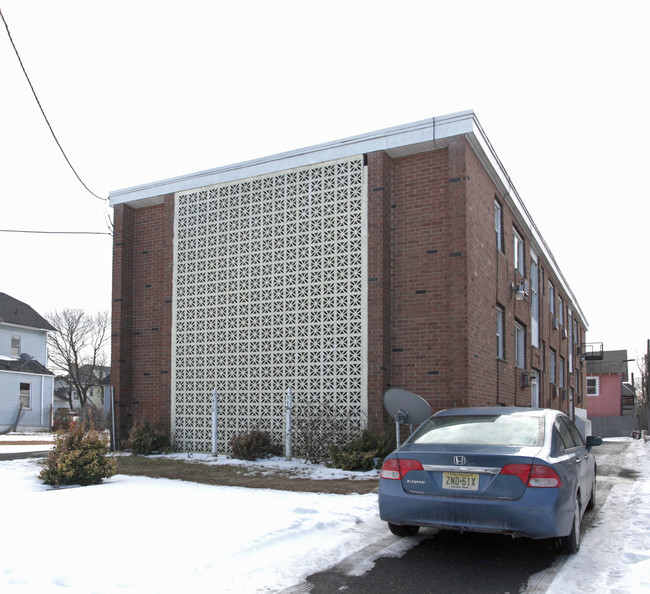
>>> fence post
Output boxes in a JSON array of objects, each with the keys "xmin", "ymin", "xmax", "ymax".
[
  {"xmin": 211, "ymin": 390, "xmax": 218, "ymax": 457},
  {"xmin": 285, "ymin": 387, "xmax": 293, "ymax": 461}
]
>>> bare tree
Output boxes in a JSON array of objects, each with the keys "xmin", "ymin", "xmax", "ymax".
[{"xmin": 46, "ymin": 309, "xmax": 110, "ymax": 409}]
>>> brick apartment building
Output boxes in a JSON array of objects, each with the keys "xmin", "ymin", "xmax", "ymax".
[{"xmin": 109, "ymin": 110, "xmax": 588, "ymax": 452}]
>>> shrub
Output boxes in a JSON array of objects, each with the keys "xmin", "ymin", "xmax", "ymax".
[
  {"xmin": 292, "ymin": 403, "xmax": 348, "ymax": 464},
  {"xmin": 79, "ymin": 405, "xmax": 111, "ymax": 431},
  {"xmin": 329, "ymin": 429, "xmax": 394, "ymax": 471},
  {"xmin": 39, "ymin": 423, "xmax": 116, "ymax": 486},
  {"xmin": 229, "ymin": 429, "xmax": 278, "ymax": 461},
  {"xmin": 126, "ymin": 421, "xmax": 171, "ymax": 455},
  {"xmin": 52, "ymin": 408, "xmax": 80, "ymax": 432}
]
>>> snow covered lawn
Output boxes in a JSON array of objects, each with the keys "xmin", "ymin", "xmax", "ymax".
[
  {"xmin": 0, "ymin": 454, "xmax": 391, "ymax": 593},
  {"xmin": 1, "ymin": 437, "xmax": 649, "ymax": 592}
]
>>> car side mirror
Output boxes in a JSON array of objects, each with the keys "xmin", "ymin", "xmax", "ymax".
[{"xmin": 586, "ymin": 435, "xmax": 603, "ymax": 448}]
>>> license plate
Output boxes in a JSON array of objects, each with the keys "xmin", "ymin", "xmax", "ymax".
[{"xmin": 442, "ymin": 472, "xmax": 479, "ymax": 491}]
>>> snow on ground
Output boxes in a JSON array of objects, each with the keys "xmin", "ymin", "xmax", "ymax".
[
  {"xmin": 543, "ymin": 437, "xmax": 650, "ymax": 593},
  {"xmin": 0, "ymin": 435, "xmax": 649, "ymax": 593}
]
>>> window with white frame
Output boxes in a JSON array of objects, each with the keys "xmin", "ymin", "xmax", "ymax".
[
  {"xmin": 11, "ymin": 336, "xmax": 20, "ymax": 357},
  {"xmin": 550, "ymin": 349, "xmax": 557, "ymax": 384},
  {"xmin": 495, "ymin": 199, "xmax": 504, "ymax": 252},
  {"xmin": 548, "ymin": 282, "xmax": 555, "ymax": 316},
  {"xmin": 19, "ymin": 382, "xmax": 31, "ymax": 409},
  {"xmin": 559, "ymin": 356, "xmax": 565, "ymax": 388},
  {"xmin": 530, "ymin": 255, "xmax": 539, "ymax": 347},
  {"xmin": 587, "ymin": 376, "xmax": 599, "ymax": 396},
  {"xmin": 513, "ymin": 228, "xmax": 525, "ymax": 276},
  {"xmin": 558, "ymin": 296, "xmax": 564, "ymax": 326},
  {"xmin": 515, "ymin": 322, "xmax": 526, "ymax": 368},
  {"xmin": 496, "ymin": 306, "xmax": 505, "ymax": 359}
]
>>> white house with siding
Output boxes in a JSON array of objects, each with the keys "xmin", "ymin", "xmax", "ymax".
[{"xmin": 0, "ymin": 293, "xmax": 56, "ymax": 432}]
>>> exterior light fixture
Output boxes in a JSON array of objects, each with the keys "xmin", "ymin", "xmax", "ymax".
[{"xmin": 510, "ymin": 283, "xmax": 525, "ymax": 301}]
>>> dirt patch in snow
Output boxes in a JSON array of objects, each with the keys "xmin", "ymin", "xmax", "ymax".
[{"xmin": 115, "ymin": 456, "xmax": 378, "ymax": 495}]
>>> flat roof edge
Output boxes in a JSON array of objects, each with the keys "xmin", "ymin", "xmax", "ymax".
[{"xmin": 109, "ymin": 110, "xmax": 476, "ymax": 206}]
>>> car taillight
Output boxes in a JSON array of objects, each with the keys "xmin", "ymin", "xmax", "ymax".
[
  {"xmin": 499, "ymin": 463, "xmax": 562, "ymax": 488},
  {"xmin": 528, "ymin": 465, "xmax": 562, "ymax": 487},
  {"xmin": 380, "ymin": 458, "xmax": 424, "ymax": 480}
]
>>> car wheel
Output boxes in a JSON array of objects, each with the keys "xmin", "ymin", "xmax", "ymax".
[
  {"xmin": 586, "ymin": 475, "xmax": 596, "ymax": 511},
  {"xmin": 388, "ymin": 522, "xmax": 420, "ymax": 537},
  {"xmin": 559, "ymin": 497, "xmax": 581, "ymax": 554}
]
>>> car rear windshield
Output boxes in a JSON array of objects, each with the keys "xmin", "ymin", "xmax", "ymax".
[{"xmin": 410, "ymin": 414, "xmax": 544, "ymax": 447}]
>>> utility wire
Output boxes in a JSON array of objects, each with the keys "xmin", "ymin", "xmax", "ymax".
[
  {"xmin": 0, "ymin": 229, "xmax": 112, "ymax": 236},
  {"xmin": 0, "ymin": 8, "xmax": 107, "ymax": 202}
]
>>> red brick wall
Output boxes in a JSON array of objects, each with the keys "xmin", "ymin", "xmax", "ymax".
[
  {"xmin": 366, "ymin": 140, "xmax": 472, "ymax": 427},
  {"xmin": 366, "ymin": 138, "xmax": 587, "ymax": 425},
  {"xmin": 111, "ymin": 196, "xmax": 174, "ymax": 443},
  {"xmin": 112, "ymin": 141, "xmax": 587, "ymax": 443}
]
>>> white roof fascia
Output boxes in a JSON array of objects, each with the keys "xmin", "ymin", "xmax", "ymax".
[{"xmin": 108, "ymin": 110, "xmax": 475, "ymax": 207}]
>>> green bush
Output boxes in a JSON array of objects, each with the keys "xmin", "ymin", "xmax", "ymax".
[
  {"xmin": 126, "ymin": 421, "xmax": 171, "ymax": 455},
  {"xmin": 39, "ymin": 423, "xmax": 116, "ymax": 486},
  {"xmin": 229, "ymin": 429, "xmax": 278, "ymax": 461},
  {"xmin": 329, "ymin": 429, "xmax": 394, "ymax": 471}
]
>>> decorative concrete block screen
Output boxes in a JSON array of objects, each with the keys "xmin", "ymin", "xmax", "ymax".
[{"xmin": 173, "ymin": 157, "xmax": 367, "ymax": 452}]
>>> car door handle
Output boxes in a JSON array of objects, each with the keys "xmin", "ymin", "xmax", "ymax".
[{"xmin": 575, "ymin": 457, "xmax": 582, "ymax": 464}]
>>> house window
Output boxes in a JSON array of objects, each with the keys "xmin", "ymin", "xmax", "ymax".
[
  {"xmin": 548, "ymin": 282, "xmax": 555, "ymax": 316},
  {"xmin": 11, "ymin": 336, "xmax": 21, "ymax": 357},
  {"xmin": 19, "ymin": 382, "xmax": 31, "ymax": 409},
  {"xmin": 559, "ymin": 356, "xmax": 565, "ymax": 388},
  {"xmin": 550, "ymin": 349, "xmax": 557, "ymax": 384},
  {"xmin": 514, "ymin": 322, "xmax": 526, "ymax": 368},
  {"xmin": 513, "ymin": 228, "xmax": 525, "ymax": 275},
  {"xmin": 495, "ymin": 199, "xmax": 504, "ymax": 252},
  {"xmin": 587, "ymin": 376, "xmax": 600, "ymax": 396},
  {"xmin": 496, "ymin": 306, "xmax": 505, "ymax": 359},
  {"xmin": 558, "ymin": 296, "xmax": 564, "ymax": 326},
  {"xmin": 530, "ymin": 256, "xmax": 539, "ymax": 347}
]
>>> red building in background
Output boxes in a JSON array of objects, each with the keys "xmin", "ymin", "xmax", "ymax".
[{"xmin": 586, "ymin": 349, "xmax": 634, "ymax": 418}]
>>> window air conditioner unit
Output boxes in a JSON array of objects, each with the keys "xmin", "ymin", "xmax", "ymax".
[
  {"xmin": 522, "ymin": 278, "xmax": 530, "ymax": 296},
  {"xmin": 552, "ymin": 318, "xmax": 560, "ymax": 330},
  {"xmin": 562, "ymin": 328, "xmax": 568, "ymax": 339}
]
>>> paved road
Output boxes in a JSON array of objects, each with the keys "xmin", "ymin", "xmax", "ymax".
[
  {"xmin": 286, "ymin": 440, "xmax": 635, "ymax": 594},
  {"xmin": 0, "ymin": 450, "xmax": 49, "ymax": 461}
]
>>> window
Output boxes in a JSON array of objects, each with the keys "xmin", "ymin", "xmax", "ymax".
[
  {"xmin": 558, "ymin": 296, "xmax": 564, "ymax": 326},
  {"xmin": 548, "ymin": 282, "xmax": 555, "ymax": 316},
  {"xmin": 11, "ymin": 336, "xmax": 21, "ymax": 357},
  {"xmin": 513, "ymin": 228, "xmax": 525, "ymax": 275},
  {"xmin": 495, "ymin": 200, "xmax": 504, "ymax": 251},
  {"xmin": 514, "ymin": 322, "xmax": 526, "ymax": 368},
  {"xmin": 550, "ymin": 349, "xmax": 557, "ymax": 384},
  {"xmin": 587, "ymin": 376, "xmax": 600, "ymax": 396},
  {"xmin": 496, "ymin": 306, "xmax": 505, "ymax": 359},
  {"xmin": 19, "ymin": 382, "xmax": 31, "ymax": 409},
  {"xmin": 530, "ymin": 256, "xmax": 539, "ymax": 347},
  {"xmin": 559, "ymin": 356, "xmax": 565, "ymax": 388},
  {"xmin": 568, "ymin": 309, "xmax": 573, "ymax": 369}
]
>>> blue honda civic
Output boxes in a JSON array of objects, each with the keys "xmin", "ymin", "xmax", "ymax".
[{"xmin": 378, "ymin": 407, "xmax": 602, "ymax": 553}]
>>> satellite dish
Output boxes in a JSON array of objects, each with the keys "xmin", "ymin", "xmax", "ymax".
[{"xmin": 384, "ymin": 389, "xmax": 432, "ymax": 447}]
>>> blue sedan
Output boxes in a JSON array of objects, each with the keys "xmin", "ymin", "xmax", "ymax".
[{"xmin": 378, "ymin": 407, "xmax": 602, "ymax": 553}]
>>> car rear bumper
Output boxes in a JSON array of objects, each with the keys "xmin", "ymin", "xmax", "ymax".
[{"xmin": 378, "ymin": 479, "xmax": 574, "ymax": 539}]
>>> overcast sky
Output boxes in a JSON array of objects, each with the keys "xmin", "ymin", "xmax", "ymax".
[{"xmin": 1, "ymin": 1, "xmax": 648, "ymax": 369}]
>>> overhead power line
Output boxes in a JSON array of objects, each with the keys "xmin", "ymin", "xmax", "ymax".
[
  {"xmin": 0, "ymin": 229, "xmax": 112, "ymax": 236},
  {"xmin": 0, "ymin": 8, "xmax": 107, "ymax": 202}
]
